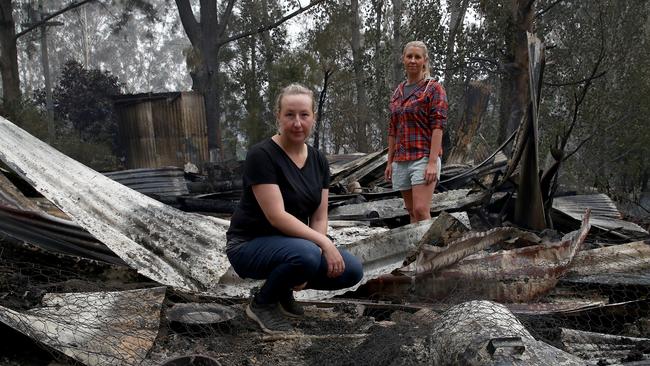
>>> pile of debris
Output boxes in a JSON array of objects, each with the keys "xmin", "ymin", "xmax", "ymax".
[{"xmin": 1, "ymin": 105, "xmax": 649, "ymax": 366}]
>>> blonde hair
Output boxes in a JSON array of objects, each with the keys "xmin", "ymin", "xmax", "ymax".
[
  {"xmin": 403, "ymin": 41, "xmax": 431, "ymax": 78},
  {"xmin": 274, "ymin": 83, "xmax": 316, "ymax": 115}
]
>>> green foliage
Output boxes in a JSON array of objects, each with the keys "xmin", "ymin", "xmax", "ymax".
[
  {"xmin": 403, "ymin": 0, "xmax": 446, "ymax": 72},
  {"xmin": 53, "ymin": 136, "xmax": 119, "ymax": 172},
  {"xmin": 33, "ymin": 60, "xmax": 123, "ymax": 148},
  {"xmin": 0, "ymin": 98, "xmax": 48, "ymax": 140},
  {"xmin": 30, "ymin": 60, "xmax": 123, "ymax": 170},
  {"xmin": 0, "ymin": 97, "xmax": 118, "ymax": 171}
]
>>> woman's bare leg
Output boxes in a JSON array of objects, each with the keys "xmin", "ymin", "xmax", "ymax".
[
  {"xmin": 411, "ymin": 181, "xmax": 436, "ymax": 222},
  {"xmin": 400, "ymin": 189, "xmax": 417, "ymax": 223}
]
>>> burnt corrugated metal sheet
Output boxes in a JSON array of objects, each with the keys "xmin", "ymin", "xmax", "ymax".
[
  {"xmin": 0, "ymin": 204, "xmax": 123, "ymax": 264},
  {"xmin": 0, "ymin": 116, "xmax": 231, "ymax": 292},
  {"xmin": 553, "ymin": 194, "xmax": 648, "ymax": 236},
  {"xmin": 114, "ymin": 92, "xmax": 208, "ymax": 170},
  {"xmin": 104, "ymin": 167, "xmax": 189, "ymax": 196}
]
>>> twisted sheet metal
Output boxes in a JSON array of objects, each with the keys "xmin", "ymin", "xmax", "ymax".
[
  {"xmin": 0, "ymin": 117, "xmax": 230, "ymax": 292},
  {"xmin": 104, "ymin": 167, "xmax": 189, "ymax": 196}
]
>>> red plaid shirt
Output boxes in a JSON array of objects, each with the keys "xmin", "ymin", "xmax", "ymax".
[{"xmin": 388, "ymin": 78, "xmax": 448, "ymax": 161}]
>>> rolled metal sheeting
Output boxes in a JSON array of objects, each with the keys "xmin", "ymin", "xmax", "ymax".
[
  {"xmin": 0, "ymin": 204, "xmax": 123, "ymax": 265},
  {"xmin": 104, "ymin": 166, "xmax": 189, "ymax": 196}
]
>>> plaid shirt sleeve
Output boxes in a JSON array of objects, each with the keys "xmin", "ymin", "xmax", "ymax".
[{"xmin": 428, "ymin": 81, "xmax": 448, "ymax": 130}]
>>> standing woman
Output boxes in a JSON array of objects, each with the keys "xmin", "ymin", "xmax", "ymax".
[
  {"xmin": 226, "ymin": 83, "xmax": 363, "ymax": 334},
  {"xmin": 384, "ymin": 41, "xmax": 448, "ymax": 223}
]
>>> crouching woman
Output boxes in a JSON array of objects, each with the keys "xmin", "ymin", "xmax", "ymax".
[{"xmin": 226, "ymin": 83, "xmax": 363, "ymax": 334}]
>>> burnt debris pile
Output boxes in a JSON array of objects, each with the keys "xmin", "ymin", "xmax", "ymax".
[{"xmin": 1, "ymin": 95, "xmax": 650, "ymax": 366}]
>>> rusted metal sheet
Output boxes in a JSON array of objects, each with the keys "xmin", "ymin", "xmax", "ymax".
[
  {"xmin": 0, "ymin": 116, "xmax": 230, "ymax": 292},
  {"xmin": 430, "ymin": 301, "xmax": 585, "ymax": 365},
  {"xmin": 114, "ymin": 92, "xmax": 208, "ymax": 170},
  {"xmin": 421, "ymin": 211, "xmax": 590, "ymax": 302},
  {"xmin": 400, "ymin": 226, "xmax": 542, "ymax": 276},
  {"xmin": 561, "ymin": 327, "xmax": 650, "ymax": 363},
  {"xmin": 0, "ymin": 287, "xmax": 166, "ymax": 366},
  {"xmin": 104, "ymin": 167, "xmax": 189, "ymax": 196},
  {"xmin": 566, "ymin": 241, "xmax": 650, "ymax": 277},
  {"xmin": 553, "ymin": 194, "xmax": 648, "ymax": 236},
  {"xmin": 401, "ymin": 211, "xmax": 471, "ymax": 269},
  {"xmin": 365, "ymin": 211, "xmax": 591, "ymax": 302},
  {"xmin": 562, "ymin": 273, "xmax": 650, "ymax": 288},
  {"xmin": 329, "ymin": 189, "xmax": 488, "ymax": 221}
]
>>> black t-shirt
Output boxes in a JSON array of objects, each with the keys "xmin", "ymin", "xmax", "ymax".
[{"xmin": 226, "ymin": 138, "xmax": 330, "ymax": 252}]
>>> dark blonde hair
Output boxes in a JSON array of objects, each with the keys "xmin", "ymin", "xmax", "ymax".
[
  {"xmin": 274, "ymin": 83, "xmax": 316, "ymax": 115},
  {"xmin": 403, "ymin": 41, "xmax": 431, "ymax": 78}
]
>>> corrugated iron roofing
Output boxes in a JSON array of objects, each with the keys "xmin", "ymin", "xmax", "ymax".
[
  {"xmin": 114, "ymin": 92, "xmax": 208, "ymax": 170},
  {"xmin": 104, "ymin": 167, "xmax": 189, "ymax": 196},
  {"xmin": 0, "ymin": 204, "xmax": 123, "ymax": 265},
  {"xmin": 553, "ymin": 194, "xmax": 648, "ymax": 235}
]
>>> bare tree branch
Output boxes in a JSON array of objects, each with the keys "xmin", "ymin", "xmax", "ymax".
[
  {"xmin": 544, "ymin": 70, "xmax": 607, "ymax": 86},
  {"xmin": 217, "ymin": 0, "xmax": 237, "ymax": 38},
  {"xmin": 176, "ymin": 0, "xmax": 200, "ymax": 45},
  {"xmin": 564, "ymin": 111, "xmax": 627, "ymax": 162},
  {"xmin": 562, "ymin": 135, "xmax": 591, "ymax": 161},
  {"xmin": 219, "ymin": 0, "xmax": 325, "ymax": 46},
  {"xmin": 15, "ymin": 0, "xmax": 95, "ymax": 39}
]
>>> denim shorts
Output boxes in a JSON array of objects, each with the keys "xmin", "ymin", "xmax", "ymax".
[{"xmin": 391, "ymin": 156, "xmax": 441, "ymax": 191}]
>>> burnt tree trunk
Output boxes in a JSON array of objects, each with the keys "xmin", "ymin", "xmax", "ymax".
[
  {"xmin": 444, "ymin": 0, "xmax": 470, "ymax": 85},
  {"xmin": 446, "ymin": 81, "xmax": 491, "ymax": 164},
  {"xmin": 176, "ymin": 0, "xmax": 323, "ymax": 162},
  {"xmin": 350, "ymin": 0, "xmax": 369, "ymax": 153},
  {"xmin": 514, "ymin": 32, "xmax": 546, "ymax": 230},
  {"xmin": 0, "ymin": 1, "xmax": 21, "ymax": 105},
  {"xmin": 314, "ymin": 68, "xmax": 332, "ymax": 152},
  {"xmin": 391, "ymin": 0, "xmax": 403, "ymax": 87}
]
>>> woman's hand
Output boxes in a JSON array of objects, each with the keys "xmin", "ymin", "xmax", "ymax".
[
  {"xmin": 425, "ymin": 159, "xmax": 438, "ymax": 185},
  {"xmin": 384, "ymin": 163, "xmax": 393, "ymax": 181},
  {"xmin": 322, "ymin": 241, "xmax": 345, "ymax": 278}
]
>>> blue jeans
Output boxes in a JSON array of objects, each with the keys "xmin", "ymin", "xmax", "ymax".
[{"xmin": 227, "ymin": 235, "xmax": 363, "ymax": 304}]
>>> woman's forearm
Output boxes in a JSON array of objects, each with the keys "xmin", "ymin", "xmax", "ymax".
[
  {"xmin": 309, "ymin": 189, "xmax": 329, "ymax": 235},
  {"xmin": 429, "ymin": 128, "xmax": 443, "ymax": 159},
  {"xmin": 387, "ymin": 135, "xmax": 396, "ymax": 163}
]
